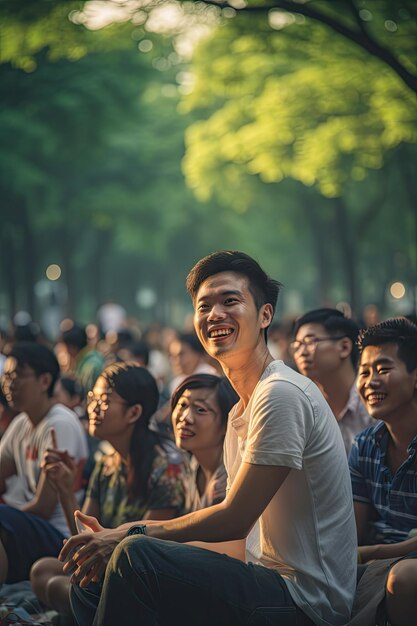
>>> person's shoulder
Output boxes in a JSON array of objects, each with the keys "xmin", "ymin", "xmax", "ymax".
[
  {"xmin": 256, "ymin": 361, "xmax": 315, "ymax": 403},
  {"xmin": 1, "ymin": 412, "xmax": 29, "ymax": 437},
  {"xmin": 46, "ymin": 403, "xmax": 80, "ymax": 422},
  {"xmin": 353, "ymin": 421, "xmax": 385, "ymax": 454},
  {"xmin": 260, "ymin": 361, "xmax": 312, "ymax": 391},
  {"xmin": 45, "ymin": 404, "xmax": 86, "ymax": 438}
]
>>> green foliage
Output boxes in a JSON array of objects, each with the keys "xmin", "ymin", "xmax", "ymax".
[{"xmin": 183, "ymin": 13, "xmax": 417, "ymax": 200}]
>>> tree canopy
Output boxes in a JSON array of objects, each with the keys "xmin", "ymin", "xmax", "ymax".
[{"xmin": 0, "ymin": 0, "xmax": 415, "ymax": 325}]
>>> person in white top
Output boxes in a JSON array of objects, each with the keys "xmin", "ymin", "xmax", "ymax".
[
  {"xmin": 291, "ymin": 308, "xmax": 372, "ymax": 455},
  {"xmin": 62, "ymin": 251, "xmax": 357, "ymax": 626},
  {"xmin": 0, "ymin": 342, "xmax": 88, "ymax": 583}
]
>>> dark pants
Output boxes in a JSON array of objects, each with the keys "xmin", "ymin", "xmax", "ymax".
[{"xmin": 70, "ymin": 536, "xmax": 314, "ymax": 626}]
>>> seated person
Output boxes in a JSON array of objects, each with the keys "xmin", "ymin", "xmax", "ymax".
[
  {"xmin": 168, "ymin": 332, "xmax": 218, "ymax": 395},
  {"xmin": 31, "ymin": 361, "xmax": 189, "ymax": 625},
  {"xmin": 60, "ymin": 322, "xmax": 104, "ymax": 394},
  {"xmin": 349, "ymin": 317, "xmax": 417, "ymax": 626},
  {"xmin": 0, "ymin": 343, "xmax": 88, "ymax": 584},
  {"xmin": 171, "ymin": 374, "xmax": 238, "ymax": 510},
  {"xmin": 291, "ymin": 308, "xmax": 371, "ymax": 455},
  {"xmin": 54, "ymin": 375, "xmax": 85, "ymax": 419}
]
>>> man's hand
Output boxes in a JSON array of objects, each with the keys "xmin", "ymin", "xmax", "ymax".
[
  {"xmin": 42, "ymin": 450, "xmax": 77, "ymax": 495},
  {"xmin": 41, "ymin": 428, "xmax": 85, "ymax": 495},
  {"xmin": 59, "ymin": 511, "xmax": 126, "ymax": 588}
]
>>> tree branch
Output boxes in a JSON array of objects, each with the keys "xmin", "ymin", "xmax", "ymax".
[{"xmin": 197, "ymin": 0, "xmax": 417, "ymax": 93}]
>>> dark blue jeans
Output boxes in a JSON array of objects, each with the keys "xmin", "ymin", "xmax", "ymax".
[{"xmin": 70, "ymin": 536, "xmax": 315, "ymax": 626}]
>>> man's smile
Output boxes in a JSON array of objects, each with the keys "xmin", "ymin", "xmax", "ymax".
[{"xmin": 207, "ymin": 327, "xmax": 234, "ymax": 339}]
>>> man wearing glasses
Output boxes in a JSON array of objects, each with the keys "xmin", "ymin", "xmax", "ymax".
[
  {"xmin": 0, "ymin": 342, "xmax": 88, "ymax": 584},
  {"xmin": 291, "ymin": 308, "xmax": 371, "ymax": 455}
]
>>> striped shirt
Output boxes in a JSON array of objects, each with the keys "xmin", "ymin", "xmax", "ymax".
[{"xmin": 349, "ymin": 421, "xmax": 417, "ymax": 543}]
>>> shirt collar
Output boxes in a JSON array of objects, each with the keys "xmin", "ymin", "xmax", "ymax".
[{"xmin": 369, "ymin": 420, "xmax": 417, "ymax": 455}]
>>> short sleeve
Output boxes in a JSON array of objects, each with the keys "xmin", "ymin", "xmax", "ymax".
[
  {"xmin": 243, "ymin": 379, "xmax": 315, "ymax": 470},
  {"xmin": 0, "ymin": 416, "xmax": 20, "ymax": 468},
  {"xmin": 146, "ymin": 448, "xmax": 187, "ymax": 513},
  {"xmin": 349, "ymin": 436, "xmax": 370, "ymax": 504},
  {"xmin": 46, "ymin": 415, "xmax": 88, "ymax": 462}
]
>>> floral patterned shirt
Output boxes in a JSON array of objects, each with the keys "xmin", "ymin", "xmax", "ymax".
[{"xmin": 86, "ymin": 437, "xmax": 189, "ymax": 527}]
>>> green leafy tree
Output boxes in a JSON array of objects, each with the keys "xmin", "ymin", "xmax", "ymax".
[{"xmin": 180, "ymin": 9, "xmax": 416, "ymax": 312}]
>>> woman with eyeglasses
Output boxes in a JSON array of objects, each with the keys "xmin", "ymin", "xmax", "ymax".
[
  {"xmin": 171, "ymin": 374, "xmax": 239, "ymax": 511},
  {"xmin": 31, "ymin": 362, "xmax": 188, "ymax": 626}
]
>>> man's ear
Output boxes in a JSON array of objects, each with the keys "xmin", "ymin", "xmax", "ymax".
[
  {"xmin": 260, "ymin": 303, "xmax": 273, "ymax": 330},
  {"xmin": 39, "ymin": 372, "xmax": 53, "ymax": 394},
  {"xmin": 339, "ymin": 337, "xmax": 352, "ymax": 361},
  {"xmin": 127, "ymin": 404, "xmax": 143, "ymax": 425}
]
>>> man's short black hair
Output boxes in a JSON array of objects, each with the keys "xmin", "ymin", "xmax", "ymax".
[
  {"xmin": 9, "ymin": 342, "xmax": 60, "ymax": 397},
  {"xmin": 61, "ymin": 324, "xmax": 87, "ymax": 351},
  {"xmin": 294, "ymin": 308, "xmax": 360, "ymax": 368},
  {"xmin": 130, "ymin": 340, "xmax": 150, "ymax": 367},
  {"xmin": 358, "ymin": 317, "xmax": 417, "ymax": 373},
  {"xmin": 177, "ymin": 332, "xmax": 206, "ymax": 355},
  {"xmin": 186, "ymin": 251, "xmax": 282, "ymax": 339}
]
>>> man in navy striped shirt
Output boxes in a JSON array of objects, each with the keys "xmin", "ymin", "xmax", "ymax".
[{"xmin": 349, "ymin": 317, "xmax": 417, "ymax": 626}]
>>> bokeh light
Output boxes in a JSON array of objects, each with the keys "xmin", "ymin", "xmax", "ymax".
[
  {"xmin": 46, "ymin": 264, "xmax": 62, "ymax": 281},
  {"xmin": 390, "ymin": 282, "xmax": 406, "ymax": 299}
]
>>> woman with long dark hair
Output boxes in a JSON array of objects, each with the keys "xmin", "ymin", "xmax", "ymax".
[{"xmin": 31, "ymin": 362, "xmax": 188, "ymax": 625}]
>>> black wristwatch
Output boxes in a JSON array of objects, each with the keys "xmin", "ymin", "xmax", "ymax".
[{"xmin": 127, "ymin": 524, "xmax": 147, "ymax": 536}]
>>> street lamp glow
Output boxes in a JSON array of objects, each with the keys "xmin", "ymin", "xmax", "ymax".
[
  {"xmin": 46, "ymin": 264, "xmax": 61, "ymax": 281},
  {"xmin": 390, "ymin": 281, "xmax": 406, "ymax": 299}
]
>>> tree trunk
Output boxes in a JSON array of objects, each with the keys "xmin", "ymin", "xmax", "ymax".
[
  {"xmin": 0, "ymin": 229, "xmax": 18, "ymax": 317},
  {"xmin": 20, "ymin": 203, "xmax": 36, "ymax": 318},
  {"xmin": 333, "ymin": 197, "xmax": 358, "ymax": 315},
  {"xmin": 302, "ymin": 201, "xmax": 332, "ymax": 305},
  {"xmin": 61, "ymin": 224, "xmax": 75, "ymax": 319}
]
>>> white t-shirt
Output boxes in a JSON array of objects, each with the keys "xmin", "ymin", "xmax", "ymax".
[
  {"xmin": 0, "ymin": 403, "xmax": 88, "ymax": 536},
  {"xmin": 224, "ymin": 360, "xmax": 356, "ymax": 626}
]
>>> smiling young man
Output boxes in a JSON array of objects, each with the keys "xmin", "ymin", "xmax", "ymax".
[
  {"xmin": 0, "ymin": 342, "xmax": 88, "ymax": 584},
  {"xmin": 64, "ymin": 251, "xmax": 356, "ymax": 626},
  {"xmin": 348, "ymin": 318, "xmax": 417, "ymax": 626},
  {"xmin": 292, "ymin": 309, "xmax": 371, "ymax": 455}
]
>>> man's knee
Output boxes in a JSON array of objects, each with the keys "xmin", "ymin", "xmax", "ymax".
[{"xmin": 387, "ymin": 559, "xmax": 417, "ymax": 597}]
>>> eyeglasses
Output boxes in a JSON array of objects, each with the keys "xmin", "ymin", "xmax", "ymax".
[
  {"xmin": 1, "ymin": 370, "xmax": 37, "ymax": 392},
  {"xmin": 87, "ymin": 390, "xmax": 129, "ymax": 413},
  {"xmin": 2, "ymin": 370, "xmax": 37, "ymax": 381},
  {"xmin": 289, "ymin": 335, "xmax": 345, "ymax": 357}
]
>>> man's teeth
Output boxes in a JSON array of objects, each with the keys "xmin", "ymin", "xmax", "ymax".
[
  {"xmin": 210, "ymin": 329, "xmax": 232, "ymax": 338},
  {"xmin": 367, "ymin": 393, "xmax": 386, "ymax": 403}
]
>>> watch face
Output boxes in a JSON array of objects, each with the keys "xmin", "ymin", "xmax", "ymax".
[{"xmin": 128, "ymin": 525, "xmax": 146, "ymax": 536}]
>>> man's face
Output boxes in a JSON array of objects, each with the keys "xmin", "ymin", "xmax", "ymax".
[
  {"xmin": 193, "ymin": 271, "xmax": 271, "ymax": 364},
  {"xmin": 1, "ymin": 357, "xmax": 43, "ymax": 413},
  {"xmin": 169, "ymin": 340, "xmax": 201, "ymax": 377},
  {"xmin": 357, "ymin": 343, "xmax": 417, "ymax": 421},
  {"xmin": 292, "ymin": 323, "xmax": 346, "ymax": 382}
]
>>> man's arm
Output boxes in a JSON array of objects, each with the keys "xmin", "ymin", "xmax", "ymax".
[
  {"xmin": 144, "ymin": 462, "xmax": 290, "ymax": 542},
  {"xmin": 0, "ymin": 423, "xmax": 18, "ymax": 494},
  {"xmin": 20, "ymin": 470, "xmax": 59, "ymax": 519},
  {"xmin": 0, "ymin": 456, "xmax": 17, "ymax": 495},
  {"xmin": 359, "ymin": 534, "xmax": 417, "ymax": 563},
  {"xmin": 354, "ymin": 501, "xmax": 371, "ymax": 545},
  {"xmin": 60, "ymin": 462, "xmax": 290, "ymax": 586}
]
